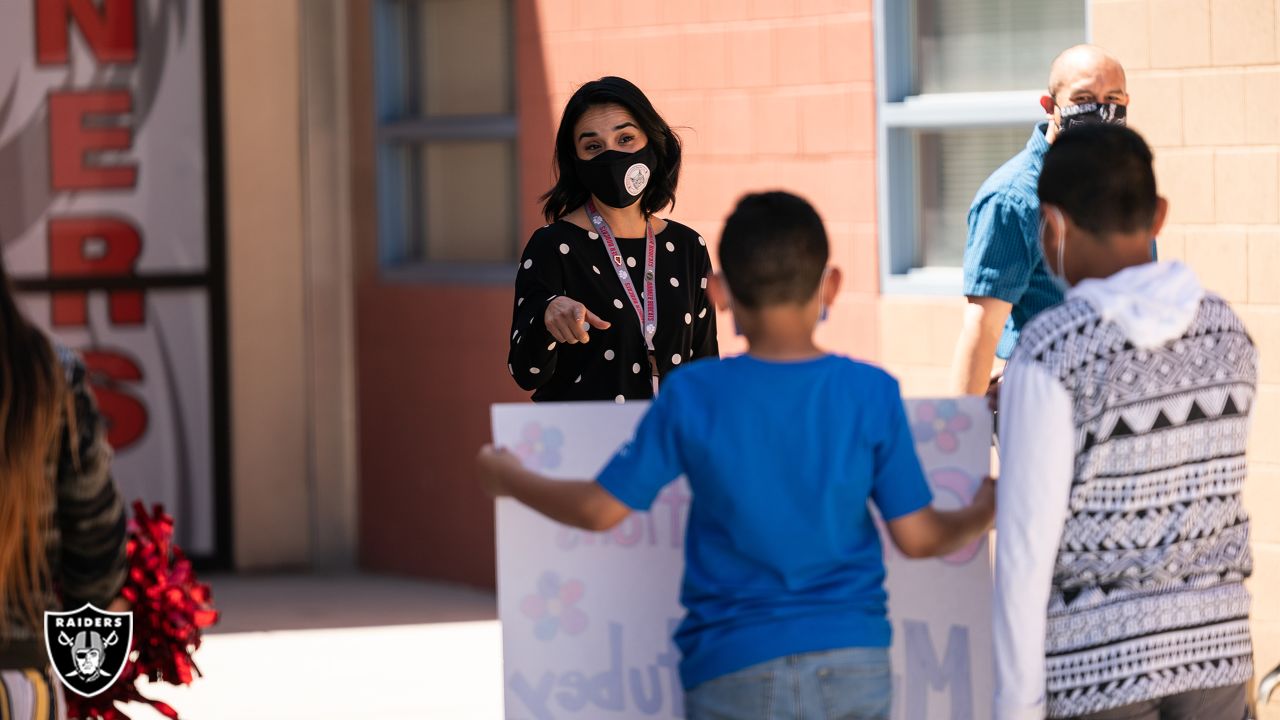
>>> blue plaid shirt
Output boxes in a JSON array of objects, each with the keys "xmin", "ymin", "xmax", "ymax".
[{"xmin": 963, "ymin": 123, "xmax": 1059, "ymax": 359}]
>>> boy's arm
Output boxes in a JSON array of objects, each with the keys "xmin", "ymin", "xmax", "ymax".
[
  {"xmin": 992, "ymin": 359, "xmax": 1074, "ymax": 720},
  {"xmin": 477, "ymin": 445, "xmax": 630, "ymax": 532},
  {"xmin": 885, "ymin": 478, "xmax": 995, "ymax": 559}
]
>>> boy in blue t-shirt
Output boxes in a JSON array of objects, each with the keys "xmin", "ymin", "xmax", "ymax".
[{"xmin": 478, "ymin": 191, "xmax": 995, "ymax": 720}]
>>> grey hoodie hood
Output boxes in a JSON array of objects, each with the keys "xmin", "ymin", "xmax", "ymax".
[{"xmin": 1068, "ymin": 261, "xmax": 1206, "ymax": 349}]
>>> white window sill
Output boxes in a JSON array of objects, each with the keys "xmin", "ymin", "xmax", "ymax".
[
  {"xmin": 881, "ymin": 266, "xmax": 964, "ymax": 297},
  {"xmin": 882, "ymin": 91, "xmax": 1047, "ymax": 129}
]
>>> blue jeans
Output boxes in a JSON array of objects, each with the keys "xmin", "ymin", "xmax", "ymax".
[{"xmin": 684, "ymin": 647, "xmax": 891, "ymax": 720}]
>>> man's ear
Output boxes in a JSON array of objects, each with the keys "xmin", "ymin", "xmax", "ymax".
[
  {"xmin": 707, "ymin": 272, "xmax": 731, "ymax": 311},
  {"xmin": 1151, "ymin": 196, "xmax": 1169, "ymax": 238},
  {"xmin": 1040, "ymin": 94, "xmax": 1056, "ymax": 116}
]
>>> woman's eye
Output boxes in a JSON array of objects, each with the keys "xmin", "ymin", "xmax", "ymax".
[
  {"xmin": 619, "ymin": 135, "xmax": 634, "ymax": 144},
  {"xmin": 585, "ymin": 143, "xmax": 601, "ymax": 152}
]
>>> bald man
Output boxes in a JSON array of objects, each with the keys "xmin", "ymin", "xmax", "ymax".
[{"xmin": 951, "ymin": 46, "xmax": 1136, "ymax": 397}]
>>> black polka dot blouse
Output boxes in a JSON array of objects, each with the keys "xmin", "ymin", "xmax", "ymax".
[{"xmin": 508, "ymin": 219, "xmax": 719, "ymax": 403}]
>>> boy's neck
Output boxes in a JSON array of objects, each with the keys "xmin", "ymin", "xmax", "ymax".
[
  {"xmin": 1074, "ymin": 232, "xmax": 1155, "ymax": 284},
  {"xmin": 739, "ymin": 305, "xmax": 825, "ymax": 361}
]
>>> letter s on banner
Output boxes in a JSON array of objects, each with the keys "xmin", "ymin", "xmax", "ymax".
[{"xmin": 83, "ymin": 350, "xmax": 148, "ymax": 451}]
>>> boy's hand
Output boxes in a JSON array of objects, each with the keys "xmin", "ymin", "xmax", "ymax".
[
  {"xmin": 887, "ymin": 475, "xmax": 998, "ymax": 558},
  {"xmin": 477, "ymin": 445, "xmax": 523, "ymax": 498},
  {"xmin": 973, "ymin": 475, "xmax": 997, "ymax": 526},
  {"xmin": 986, "ymin": 372, "xmax": 1003, "ymax": 413}
]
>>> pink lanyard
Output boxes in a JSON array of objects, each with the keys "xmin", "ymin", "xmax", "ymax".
[{"xmin": 586, "ymin": 199, "xmax": 658, "ymax": 353}]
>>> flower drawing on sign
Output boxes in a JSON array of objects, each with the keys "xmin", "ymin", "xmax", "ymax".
[
  {"xmin": 931, "ymin": 468, "xmax": 985, "ymax": 566},
  {"xmin": 521, "ymin": 571, "xmax": 588, "ymax": 641},
  {"xmin": 514, "ymin": 422, "xmax": 564, "ymax": 470},
  {"xmin": 912, "ymin": 400, "xmax": 973, "ymax": 454}
]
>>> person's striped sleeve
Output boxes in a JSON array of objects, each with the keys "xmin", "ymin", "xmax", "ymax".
[{"xmin": 54, "ymin": 350, "xmax": 127, "ymax": 611}]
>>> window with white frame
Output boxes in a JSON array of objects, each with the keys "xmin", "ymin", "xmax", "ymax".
[
  {"xmin": 874, "ymin": 0, "xmax": 1087, "ymax": 294},
  {"xmin": 373, "ymin": 0, "xmax": 517, "ymax": 279}
]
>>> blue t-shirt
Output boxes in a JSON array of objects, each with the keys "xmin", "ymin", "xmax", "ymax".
[{"xmin": 597, "ymin": 354, "xmax": 932, "ymax": 690}]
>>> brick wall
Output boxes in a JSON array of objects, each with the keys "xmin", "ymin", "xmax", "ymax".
[
  {"xmin": 525, "ymin": 0, "xmax": 881, "ymax": 361},
  {"xmin": 1094, "ymin": 0, "xmax": 1280, "ymax": 709}
]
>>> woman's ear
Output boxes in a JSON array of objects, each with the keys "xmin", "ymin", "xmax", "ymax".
[{"xmin": 707, "ymin": 272, "xmax": 731, "ymax": 311}]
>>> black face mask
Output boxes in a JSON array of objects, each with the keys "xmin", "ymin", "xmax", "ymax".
[
  {"xmin": 574, "ymin": 145, "xmax": 656, "ymax": 209},
  {"xmin": 1058, "ymin": 102, "xmax": 1127, "ymax": 132}
]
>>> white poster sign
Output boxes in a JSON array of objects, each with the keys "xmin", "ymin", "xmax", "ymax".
[{"xmin": 493, "ymin": 396, "xmax": 993, "ymax": 720}]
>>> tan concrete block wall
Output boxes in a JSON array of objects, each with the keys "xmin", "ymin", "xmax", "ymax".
[
  {"xmin": 1093, "ymin": 0, "xmax": 1280, "ymax": 709},
  {"xmin": 881, "ymin": 3, "xmax": 1280, "ymax": 710}
]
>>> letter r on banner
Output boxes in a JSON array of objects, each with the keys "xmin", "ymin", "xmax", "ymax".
[{"xmin": 49, "ymin": 218, "xmax": 144, "ymax": 327}]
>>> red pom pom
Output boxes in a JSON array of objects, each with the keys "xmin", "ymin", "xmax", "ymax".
[{"xmin": 65, "ymin": 502, "xmax": 218, "ymax": 720}]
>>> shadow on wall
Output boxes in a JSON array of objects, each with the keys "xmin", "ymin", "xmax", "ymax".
[{"xmin": 352, "ymin": 0, "xmax": 554, "ymax": 591}]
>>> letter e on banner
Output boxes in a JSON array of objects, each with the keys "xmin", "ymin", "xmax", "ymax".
[
  {"xmin": 48, "ymin": 91, "xmax": 138, "ymax": 191},
  {"xmin": 36, "ymin": 0, "xmax": 138, "ymax": 65},
  {"xmin": 48, "ymin": 217, "xmax": 143, "ymax": 327},
  {"xmin": 83, "ymin": 351, "xmax": 147, "ymax": 451}
]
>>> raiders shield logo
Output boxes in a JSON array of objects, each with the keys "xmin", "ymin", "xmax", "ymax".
[{"xmin": 44, "ymin": 604, "xmax": 133, "ymax": 698}]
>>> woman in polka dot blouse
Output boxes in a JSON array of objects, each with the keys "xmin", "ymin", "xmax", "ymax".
[{"xmin": 508, "ymin": 77, "xmax": 718, "ymax": 403}]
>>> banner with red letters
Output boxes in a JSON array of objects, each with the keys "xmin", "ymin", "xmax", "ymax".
[{"xmin": 0, "ymin": 0, "xmax": 224, "ymax": 560}]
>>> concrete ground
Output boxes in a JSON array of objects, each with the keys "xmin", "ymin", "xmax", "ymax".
[
  {"xmin": 78, "ymin": 573, "xmax": 1280, "ymax": 719},
  {"xmin": 112, "ymin": 573, "xmax": 503, "ymax": 720}
]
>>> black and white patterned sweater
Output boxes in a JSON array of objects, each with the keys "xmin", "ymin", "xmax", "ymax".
[{"xmin": 1010, "ymin": 289, "xmax": 1256, "ymax": 718}]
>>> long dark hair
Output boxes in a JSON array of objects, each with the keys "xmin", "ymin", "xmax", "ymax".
[
  {"xmin": 0, "ymin": 250, "xmax": 65, "ymax": 633},
  {"xmin": 541, "ymin": 77, "xmax": 682, "ymax": 221}
]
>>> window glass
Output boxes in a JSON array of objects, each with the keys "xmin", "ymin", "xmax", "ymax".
[
  {"xmin": 914, "ymin": 0, "xmax": 1087, "ymax": 94},
  {"xmin": 915, "ymin": 127, "xmax": 1030, "ymax": 268}
]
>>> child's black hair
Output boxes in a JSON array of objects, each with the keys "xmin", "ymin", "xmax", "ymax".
[
  {"xmin": 1038, "ymin": 124, "xmax": 1158, "ymax": 237},
  {"xmin": 719, "ymin": 191, "xmax": 829, "ymax": 309}
]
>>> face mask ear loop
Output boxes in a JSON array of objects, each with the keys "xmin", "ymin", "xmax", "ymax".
[
  {"xmin": 1053, "ymin": 206, "xmax": 1068, "ymax": 286},
  {"xmin": 818, "ymin": 268, "xmax": 830, "ymax": 323}
]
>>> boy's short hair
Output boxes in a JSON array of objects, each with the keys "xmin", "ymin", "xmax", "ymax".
[
  {"xmin": 1038, "ymin": 124, "xmax": 1158, "ymax": 237},
  {"xmin": 718, "ymin": 191, "xmax": 829, "ymax": 309}
]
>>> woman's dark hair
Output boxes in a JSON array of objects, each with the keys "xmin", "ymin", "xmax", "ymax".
[{"xmin": 541, "ymin": 77, "xmax": 681, "ymax": 221}]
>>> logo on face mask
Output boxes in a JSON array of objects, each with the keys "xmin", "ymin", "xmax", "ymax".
[
  {"xmin": 624, "ymin": 163, "xmax": 650, "ymax": 197},
  {"xmin": 44, "ymin": 604, "xmax": 133, "ymax": 698},
  {"xmin": 1059, "ymin": 102, "xmax": 1127, "ymax": 132},
  {"xmin": 574, "ymin": 145, "xmax": 657, "ymax": 209}
]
